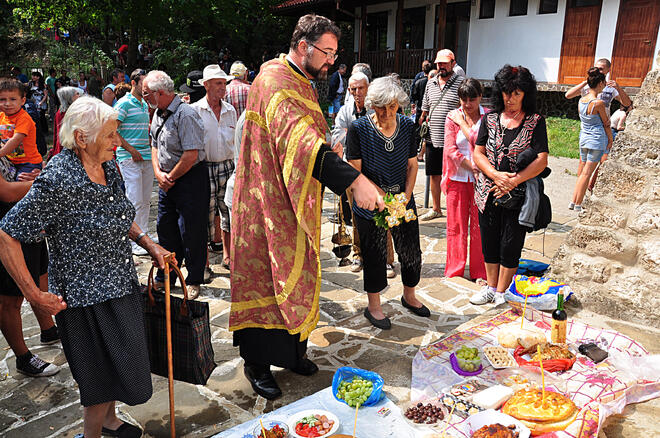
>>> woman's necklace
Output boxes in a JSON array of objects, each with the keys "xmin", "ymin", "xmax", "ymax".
[
  {"xmin": 501, "ymin": 110, "xmax": 521, "ymax": 129},
  {"xmin": 371, "ymin": 115, "xmax": 398, "ymax": 152}
]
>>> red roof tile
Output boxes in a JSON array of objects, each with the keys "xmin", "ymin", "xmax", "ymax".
[{"xmin": 274, "ymin": 0, "xmax": 328, "ymax": 11}]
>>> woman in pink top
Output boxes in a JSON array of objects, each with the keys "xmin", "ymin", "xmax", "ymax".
[{"xmin": 442, "ymin": 78, "xmax": 487, "ymax": 280}]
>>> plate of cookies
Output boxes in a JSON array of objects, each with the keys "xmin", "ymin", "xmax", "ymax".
[{"xmin": 483, "ymin": 346, "xmax": 516, "ymax": 369}]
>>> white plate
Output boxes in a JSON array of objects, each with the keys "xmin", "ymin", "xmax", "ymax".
[
  {"xmin": 287, "ymin": 409, "xmax": 340, "ymax": 438},
  {"xmin": 459, "ymin": 409, "xmax": 531, "ymax": 438}
]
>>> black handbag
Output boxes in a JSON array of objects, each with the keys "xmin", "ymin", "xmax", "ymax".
[
  {"xmin": 143, "ymin": 265, "xmax": 216, "ymax": 385},
  {"xmin": 492, "ymin": 183, "xmax": 526, "ymax": 209}
]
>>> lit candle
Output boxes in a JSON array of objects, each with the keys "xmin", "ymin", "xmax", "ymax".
[
  {"xmin": 441, "ymin": 404, "xmax": 456, "ymax": 438},
  {"xmin": 521, "ymin": 291, "xmax": 530, "ymax": 329},
  {"xmin": 537, "ymin": 345, "xmax": 546, "ymax": 407}
]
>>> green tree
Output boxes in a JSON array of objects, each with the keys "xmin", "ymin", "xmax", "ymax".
[{"xmin": 9, "ymin": 0, "xmax": 295, "ymax": 80}]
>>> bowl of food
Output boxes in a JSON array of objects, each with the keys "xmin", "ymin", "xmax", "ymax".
[
  {"xmin": 460, "ymin": 409, "xmax": 530, "ymax": 438},
  {"xmin": 454, "ymin": 345, "xmax": 482, "ymax": 373},
  {"xmin": 288, "ymin": 410, "xmax": 339, "ymax": 438},
  {"xmin": 253, "ymin": 420, "xmax": 289, "ymax": 438},
  {"xmin": 403, "ymin": 399, "xmax": 447, "ymax": 426}
]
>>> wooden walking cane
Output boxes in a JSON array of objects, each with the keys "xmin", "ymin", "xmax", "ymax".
[{"xmin": 163, "ymin": 253, "xmax": 176, "ymax": 438}]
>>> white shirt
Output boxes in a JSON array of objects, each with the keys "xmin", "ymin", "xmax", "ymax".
[
  {"xmin": 610, "ymin": 109, "xmax": 626, "ymax": 130},
  {"xmin": 581, "ymin": 84, "xmax": 619, "ymax": 115},
  {"xmin": 450, "ymin": 106, "xmax": 485, "ymax": 183},
  {"xmin": 191, "ymin": 97, "xmax": 237, "ymax": 163}
]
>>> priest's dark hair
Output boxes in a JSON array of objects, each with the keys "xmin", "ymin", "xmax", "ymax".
[{"xmin": 290, "ymin": 14, "xmax": 341, "ymax": 51}]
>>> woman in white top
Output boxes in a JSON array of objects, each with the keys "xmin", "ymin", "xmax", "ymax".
[
  {"xmin": 442, "ymin": 78, "xmax": 487, "ymax": 281},
  {"xmin": 77, "ymin": 72, "xmax": 88, "ymax": 94}
]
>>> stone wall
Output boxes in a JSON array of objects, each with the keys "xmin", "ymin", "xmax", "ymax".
[{"xmin": 549, "ymin": 69, "xmax": 660, "ymax": 328}]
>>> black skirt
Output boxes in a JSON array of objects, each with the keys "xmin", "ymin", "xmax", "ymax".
[{"xmin": 56, "ymin": 292, "xmax": 153, "ymax": 407}]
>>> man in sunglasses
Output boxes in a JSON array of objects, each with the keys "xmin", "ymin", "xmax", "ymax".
[
  {"xmin": 229, "ymin": 13, "xmax": 383, "ymax": 400},
  {"xmin": 116, "ymin": 69, "xmax": 153, "ymax": 256}
]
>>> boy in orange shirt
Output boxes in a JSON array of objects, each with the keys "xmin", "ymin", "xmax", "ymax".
[{"xmin": 0, "ymin": 78, "xmax": 43, "ymax": 179}]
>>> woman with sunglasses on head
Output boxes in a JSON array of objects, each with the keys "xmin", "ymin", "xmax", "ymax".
[{"xmin": 470, "ymin": 65, "xmax": 549, "ymax": 306}]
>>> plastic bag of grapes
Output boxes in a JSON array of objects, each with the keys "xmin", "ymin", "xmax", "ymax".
[{"xmin": 332, "ymin": 367, "xmax": 385, "ymax": 407}]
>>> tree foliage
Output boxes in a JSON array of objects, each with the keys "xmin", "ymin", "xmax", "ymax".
[{"xmin": 8, "ymin": 0, "xmax": 296, "ymax": 82}]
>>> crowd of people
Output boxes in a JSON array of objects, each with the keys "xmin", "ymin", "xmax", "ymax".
[{"xmin": 0, "ymin": 12, "xmax": 633, "ymax": 437}]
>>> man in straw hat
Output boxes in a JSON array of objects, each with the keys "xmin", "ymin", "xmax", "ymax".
[{"xmin": 229, "ymin": 13, "xmax": 383, "ymax": 399}]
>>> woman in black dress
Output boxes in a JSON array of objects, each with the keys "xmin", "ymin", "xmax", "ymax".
[{"xmin": 0, "ymin": 96, "xmax": 172, "ymax": 438}]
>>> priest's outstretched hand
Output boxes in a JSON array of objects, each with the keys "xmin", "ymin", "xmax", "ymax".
[{"xmin": 350, "ymin": 174, "xmax": 385, "ymax": 211}]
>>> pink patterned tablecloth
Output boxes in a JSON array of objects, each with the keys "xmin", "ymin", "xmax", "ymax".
[{"xmin": 411, "ymin": 307, "xmax": 660, "ymax": 438}]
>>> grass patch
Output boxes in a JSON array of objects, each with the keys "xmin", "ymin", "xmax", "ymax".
[{"xmin": 546, "ymin": 117, "xmax": 580, "ymax": 159}]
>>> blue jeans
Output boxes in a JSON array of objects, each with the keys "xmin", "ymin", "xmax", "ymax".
[
  {"xmin": 332, "ymin": 96, "xmax": 343, "ymax": 114},
  {"xmin": 156, "ymin": 163, "xmax": 210, "ymax": 285}
]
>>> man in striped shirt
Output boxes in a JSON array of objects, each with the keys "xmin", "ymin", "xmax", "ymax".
[
  {"xmin": 225, "ymin": 61, "xmax": 251, "ymax": 116},
  {"xmin": 116, "ymin": 69, "xmax": 153, "ymax": 255},
  {"xmin": 419, "ymin": 49, "xmax": 462, "ymax": 221}
]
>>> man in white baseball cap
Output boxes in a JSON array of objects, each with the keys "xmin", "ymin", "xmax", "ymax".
[{"xmin": 192, "ymin": 65, "xmax": 237, "ymax": 275}]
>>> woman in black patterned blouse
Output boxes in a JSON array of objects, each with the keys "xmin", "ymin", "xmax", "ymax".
[
  {"xmin": 470, "ymin": 65, "xmax": 548, "ymax": 306},
  {"xmin": 0, "ymin": 96, "xmax": 172, "ymax": 438}
]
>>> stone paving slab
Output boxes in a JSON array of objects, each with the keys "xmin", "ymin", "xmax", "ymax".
[{"xmin": 1, "ymin": 157, "xmax": 657, "ymax": 437}]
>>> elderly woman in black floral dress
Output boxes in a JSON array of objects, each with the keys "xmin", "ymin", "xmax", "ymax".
[{"xmin": 0, "ymin": 96, "xmax": 171, "ymax": 438}]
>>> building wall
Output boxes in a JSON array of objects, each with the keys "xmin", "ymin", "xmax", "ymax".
[
  {"xmin": 466, "ymin": 0, "xmax": 659, "ymax": 83},
  {"xmin": 352, "ymin": 0, "xmax": 660, "ymax": 82},
  {"xmin": 466, "ymin": 0, "xmax": 567, "ymax": 82},
  {"xmin": 354, "ymin": 0, "xmax": 467, "ymax": 52}
]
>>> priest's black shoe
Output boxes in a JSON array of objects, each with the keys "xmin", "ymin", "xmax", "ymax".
[
  {"xmin": 289, "ymin": 358, "xmax": 319, "ymax": 376},
  {"xmin": 401, "ymin": 296, "xmax": 431, "ymax": 317},
  {"xmin": 244, "ymin": 363, "xmax": 282, "ymax": 400}
]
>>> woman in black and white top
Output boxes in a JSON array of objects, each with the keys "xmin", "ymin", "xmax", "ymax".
[
  {"xmin": 470, "ymin": 65, "xmax": 549, "ymax": 306},
  {"xmin": 346, "ymin": 76, "xmax": 430, "ymax": 330}
]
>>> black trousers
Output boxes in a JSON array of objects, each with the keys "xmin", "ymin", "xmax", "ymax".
[
  {"xmin": 478, "ymin": 197, "xmax": 527, "ymax": 268},
  {"xmin": 156, "ymin": 163, "xmax": 210, "ymax": 285},
  {"xmin": 354, "ymin": 209, "xmax": 422, "ymax": 293}
]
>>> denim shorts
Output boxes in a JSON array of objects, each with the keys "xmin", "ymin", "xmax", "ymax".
[{"xmin": 580, "ymin": 147, "xmax": 605, "ymax": 163}]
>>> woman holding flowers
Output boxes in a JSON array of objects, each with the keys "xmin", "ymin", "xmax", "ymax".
[{"xmin": 346, "ymin": 76, "xmax": 429, "ymax": 330}]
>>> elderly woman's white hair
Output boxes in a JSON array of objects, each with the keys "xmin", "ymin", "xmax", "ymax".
[
  {"xmin": 56, "ymin": 86, "xmax": 80, "ymax": 113},
  {"xmin": 144, "ymin": 70, "xmax": 175, "ymax": 93},
  {"xmin": 348, "ymin": 72, "xmax": 369, "ymax": 85},
  {"xmin": 365, "ymin": 76, "xmax": 409, "ymax": 110},
  {"xmin": 59, "ymin": 96, "xmax": 117, "ymax": 150}
]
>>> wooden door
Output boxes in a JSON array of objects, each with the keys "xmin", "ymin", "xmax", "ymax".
[
  {"xmin": 557, "ymin": 0, "xmax": 602, "ymax": 84},
  {"xmin": 611, "ymin": 0, "xmax": 660, "ymax": 87}
]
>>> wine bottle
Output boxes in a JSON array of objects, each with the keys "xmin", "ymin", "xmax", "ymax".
[{"xmin": 551, "ymin": 292, "xmax": 567, "ymax": 344}]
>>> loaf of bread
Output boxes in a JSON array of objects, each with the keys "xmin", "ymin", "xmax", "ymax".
[{"xmin": 497, "ymin": 325, "xmax": 546, "ymax": 349}]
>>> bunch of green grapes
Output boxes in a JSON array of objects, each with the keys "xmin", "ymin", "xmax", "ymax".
[
  {"xmin": 456, "ymin": 345, "xmax": 480, "ymax": 371},
  {"xmin": 336, "ymin": 377, "xmax": 373, "ymax": 407}
]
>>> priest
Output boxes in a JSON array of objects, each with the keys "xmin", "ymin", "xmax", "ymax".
[{"xmin": 229, "ymin": 14, "xmax": 384, "ymax": 399}]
